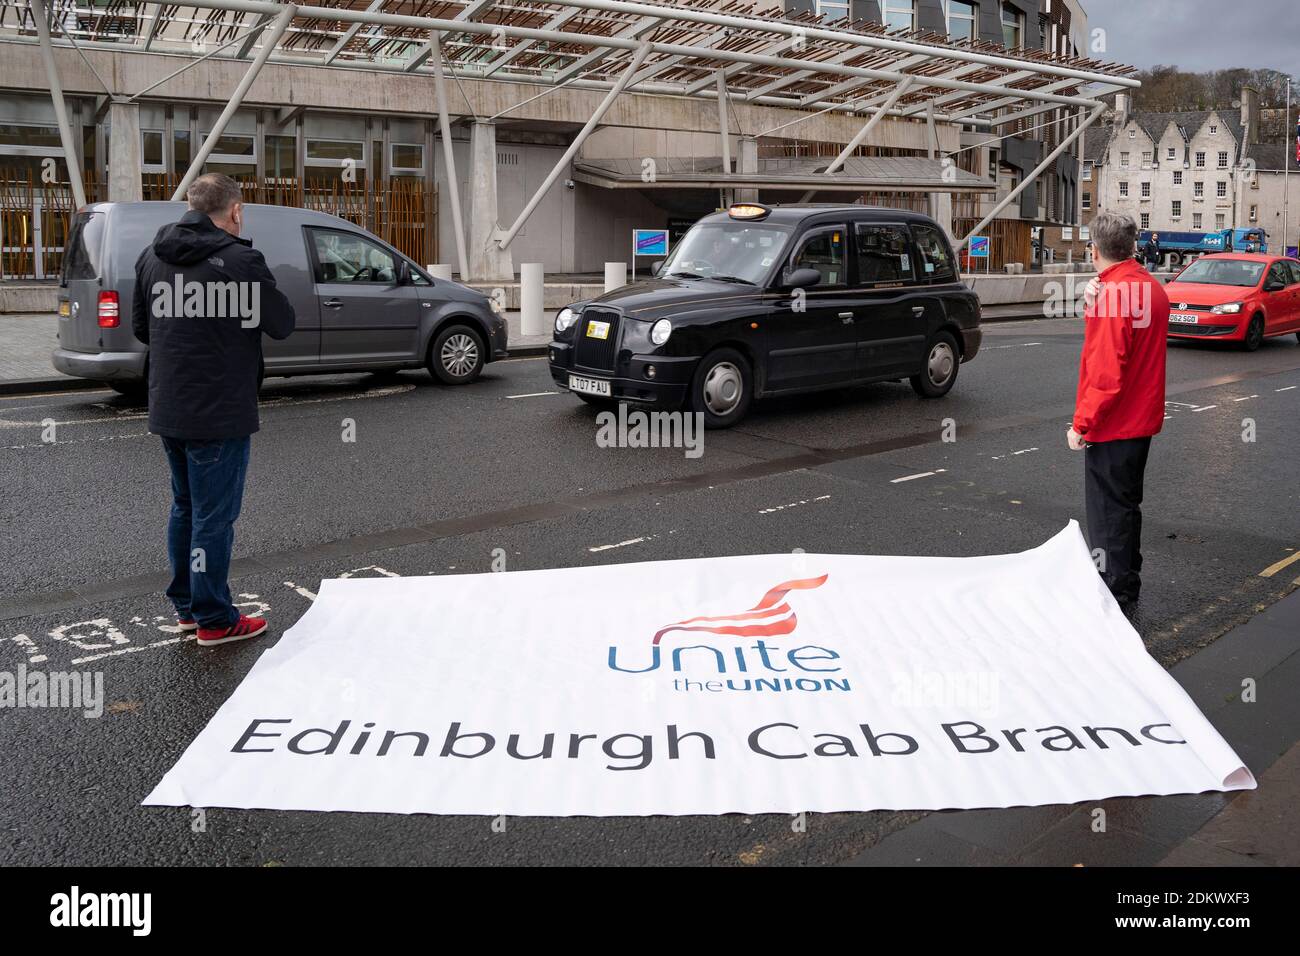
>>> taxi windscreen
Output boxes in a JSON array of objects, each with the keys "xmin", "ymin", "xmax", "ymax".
[{"xmin": 660, "ymin": 222, "xmax": 791, "ymax": 285}]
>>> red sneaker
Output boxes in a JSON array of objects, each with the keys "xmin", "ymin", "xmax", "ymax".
[
  {"xmin": 196, "ymin": 614, "xmax": 268, "ymax": 647},
  {"xmin": 178, "ymin": 618, "xmax": 198, "ymax": 632}
]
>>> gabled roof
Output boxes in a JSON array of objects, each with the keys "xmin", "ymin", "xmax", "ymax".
[{"xmin": 1132, "ymin": 109, "xmax": 1245, "ymax": 149}]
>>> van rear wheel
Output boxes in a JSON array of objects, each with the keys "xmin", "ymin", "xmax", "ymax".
[{"xmin": 428, "ymin": 323, "xmax": 486, "ymax": 385}]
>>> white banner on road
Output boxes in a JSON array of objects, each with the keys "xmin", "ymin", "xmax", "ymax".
[{"xmin": 145, "ymin": 523, "xmax": 1254, "ymax": 816}]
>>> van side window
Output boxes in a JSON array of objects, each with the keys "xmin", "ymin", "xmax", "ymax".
[
  {"xmin": 790, "ymin": 226, "xmax": 846, "ymax": 287},
  {"xmin": 309, "ymin": 229, "xmax": 397, "ymax": 284},
  {"xmin": 855, "ymin": 223, "xmax": 915, "ymax": 286},
  {"xmin": 910, "ymin": 223, "xmax": 956, "ymax": 283}
]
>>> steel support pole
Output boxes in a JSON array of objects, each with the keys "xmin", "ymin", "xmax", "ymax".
[
  {"xmin": 824, "ymin": 76, "xmax": 915, "ymax": 175},
  {"xmin": 495, "ymin": 42, "xmax": 651, "ymax": 250},
  {"xmin": 956, "ymin": 104, "xmax": 1104, "ymax": 252},
  {"xmin": 32, "ymin": 0, "xmax": 87, "ymax": 209},
  {"xmin": 170, "ymin": 3, "xmax": 297, "ymax": 200},
  {"xmin": 431, "ymin": 34, "xmax": 470, "ymax": 279},
  {"xmin": 717, "ymin": 70, "xmax": 731, "ymax": 173}
]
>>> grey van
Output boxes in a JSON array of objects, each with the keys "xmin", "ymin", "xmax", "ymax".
[{"xmin": 54, "ymin": 201, "xmax": 507, "ymax": 393}]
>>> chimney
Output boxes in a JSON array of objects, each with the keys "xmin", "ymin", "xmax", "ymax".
[
  {"xmin": 1115, "ymin": 92, "xmax": 1130, "ymax": 128},
  {"xmin": 1241, "ymin": 85, "xmax": 1260, "ymax": 143}
]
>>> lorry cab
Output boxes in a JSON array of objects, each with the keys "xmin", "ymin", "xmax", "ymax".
[
  {"xmin": 54, "ymin": 201, "xmax": 507, "ymax": 393},
  {"xmin": 548, "ymin": 203, "xmax": 982, "ymax": 428}
]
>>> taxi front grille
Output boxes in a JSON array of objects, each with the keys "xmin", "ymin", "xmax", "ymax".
[{"xmin": 573, "ymin": 308, "xmax": 621, "ymax": 372}]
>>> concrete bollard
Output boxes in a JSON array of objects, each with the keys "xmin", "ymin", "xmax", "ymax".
[
  {"xmin": 605, "ymin": 262, "xmax": 628, "ymax": 293},
  {"xmin": 520, "ymin": 262, "xmax": 546, "ymax": 337},
  {"xmin": 428, "ymin": 264, "xmax": 453, "ymax": 281}
]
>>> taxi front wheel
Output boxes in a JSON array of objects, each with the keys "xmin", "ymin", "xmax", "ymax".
[
  {"xmin": 910, "ymin": 331, "xmax": 960, "ymax": 399},
  {"xmin": 689, "ymin": 347, "xmax": 752, "ymax": 429}
]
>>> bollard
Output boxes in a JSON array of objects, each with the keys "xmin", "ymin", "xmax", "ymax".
[
  {"xmin": 521, "ymin": 262, "xmax": 546, "ymax": 337},
  {"xmin": 428, "ymin": 264, "xmax": 453, "ymax": 281},
  {"xmin": 605, "ymin": 261, "xmax": 628, "ymax": 293}
]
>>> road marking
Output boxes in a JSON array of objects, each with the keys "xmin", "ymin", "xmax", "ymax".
[
  {"xmin": 0, "ymin": 384, "xmax": 414, "ymax": 431},
  {"xmin": 1166, "ymin": 401, "xmax": 1199, "ymax": 408},
  {"xmin": 507, "ymin": 391, "xmax": 561, "ymax": 399},
  {"xmin": 992, "ymin": 447, "xmax": 1039, "ymax": 460},
  {"xmin": 891, "ymin": 469, "xmax": 947, "ymax": 484},
  {"xmin": 1277, "ymin": 386, "xmax": 1297, "ymax": 392},
  {"xmin": 758, "ymin": 495, "xmax": 831, "ymax": 515},
  {"xmin": 284, "ymin": 581, "xmax": 318, "ymax": 601},
  {"xmin": 1232, "ymin": 396, "xmax": 1258, "ymax": 402},
  {"xmin": 985, "ymin": 342, "xmax": 1043, "ymax": 350},
  {"xmin": 589, "ymin": 536, "xmax": 649, "ymax": 552},
  {"xmin": 1259, "ymin": 550, "xmax": 1300, "ymax": 579},
  {"xmin": 3, "ymin": 432, "xmax": 150, "ymax": 451},
  {"xmin": 1191, "ymin": 405, "xmax": 1218, "ymax": 412}
]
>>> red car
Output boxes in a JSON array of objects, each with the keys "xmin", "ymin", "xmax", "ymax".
[{"xmin": 1164, "ymin": 253, "xmax": 1300, "ymax": 351}]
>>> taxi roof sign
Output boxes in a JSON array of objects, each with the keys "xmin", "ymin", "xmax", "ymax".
[{"xmin": 727, "ymin": 203, "xmax": 771, "ymax": 221}]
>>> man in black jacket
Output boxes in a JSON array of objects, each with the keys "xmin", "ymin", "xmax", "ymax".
[{"xmin": 132, "ymin": 173, "xmax": 295, "ymax": 647}]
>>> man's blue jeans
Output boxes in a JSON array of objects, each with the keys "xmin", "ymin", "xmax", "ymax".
[{"xmin": 161, "ymin": 437, "xmax": 251, "ymax": 628}]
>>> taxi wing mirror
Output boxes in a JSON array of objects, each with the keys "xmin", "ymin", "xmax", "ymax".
[{"xmin": 783, "ymin": 267, "xmax": 822, "ymax": 290}]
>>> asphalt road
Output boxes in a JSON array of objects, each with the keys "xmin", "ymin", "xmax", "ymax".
[{"xmin": 2, "ymin": 318, "xmax": 1298, "ymax": 865}]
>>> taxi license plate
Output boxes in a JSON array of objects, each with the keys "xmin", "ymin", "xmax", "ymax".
[
  {"xmin": 1170, "ymin": 313, "xmax": 1199, "ymax": 325},
  {"xmin": 569, "ymin": 374, "xmax": 611, "ymax": 397},
  {"xmin": 586, "ymin": 320, "xmax": 611, "ymax": 340},
  {"xmin": 58, "ymin": 301, "xmax": 70, "ymax": 317}
]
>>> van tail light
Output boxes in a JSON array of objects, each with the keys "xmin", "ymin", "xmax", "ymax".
[{"xmin": 97, "ymin": 290, "xmax": 120, "ymax": 328}]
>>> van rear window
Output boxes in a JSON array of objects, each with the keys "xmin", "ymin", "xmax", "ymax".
[{"xmin": 62, "ymin": 212, "xmax": 104, "ymax": 283}]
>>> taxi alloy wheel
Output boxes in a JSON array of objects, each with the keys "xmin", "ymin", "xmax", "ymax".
[
  {"xmin": 429, "ymin": 323, "xmax": 486, "ymax": 384},
  {"xmin": 691, "ymin": 347, "xmax": 752, "ymax": 429},
  {"xmin": 909, "ymin": 331, "xmax": 960, "ymax": 398},
  {"xmin": 1241, "ymin": 315, "xmax": 1264, "ymax": 352}
]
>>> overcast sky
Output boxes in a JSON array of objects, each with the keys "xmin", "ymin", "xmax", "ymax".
[{"xmin": 1083, "ymin": 0, "xmax": 1300, "ymax": 75}]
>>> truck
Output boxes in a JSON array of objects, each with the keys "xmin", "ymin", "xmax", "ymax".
[{"xmin": 1138, "ymin": 228, "xmax": 1269, "ymax": 267}]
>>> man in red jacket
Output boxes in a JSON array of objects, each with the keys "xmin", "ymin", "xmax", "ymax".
[{"xmin": 1068, "ymin": 211, "xmax": 1169, "ymax": 608}]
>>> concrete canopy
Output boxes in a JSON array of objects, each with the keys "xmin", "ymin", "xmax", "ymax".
[{"xmin": 574, "ymin": 155, "xmax": 995, "ymax": 193}]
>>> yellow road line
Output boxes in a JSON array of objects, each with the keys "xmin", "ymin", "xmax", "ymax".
[{"xmin": 1259, "ymin": 549, "xmax": 1300, "ymax": 578}]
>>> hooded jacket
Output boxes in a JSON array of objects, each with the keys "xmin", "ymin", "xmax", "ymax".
[
  {"xmin": 1073, "ymin": 257, "xmax": 1169, "ymax": 443},
  {"xmin": 131, "ymin": 210, "xmax": 295, "ymax": 440}
]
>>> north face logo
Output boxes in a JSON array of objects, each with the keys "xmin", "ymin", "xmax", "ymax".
[{"xmin": 208, "ymin": 256, "xmax": 224, "ymax": 268}]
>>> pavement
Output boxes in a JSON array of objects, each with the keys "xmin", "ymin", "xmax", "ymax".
[{"xmin": 1, "ymin": 314, "xmax": 1297, "ymax": 865}]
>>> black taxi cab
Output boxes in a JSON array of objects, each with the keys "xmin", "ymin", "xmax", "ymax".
[{"xmin": 548, "ymin": 203, "xmax": 982, "ymax": 428}]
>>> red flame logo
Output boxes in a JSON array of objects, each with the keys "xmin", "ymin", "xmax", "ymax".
[{"xmin": 652, "ymin": 574, "xmax": 829, "ymax": 645}]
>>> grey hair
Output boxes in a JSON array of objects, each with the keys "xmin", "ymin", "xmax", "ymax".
[
  {"xmin": 1091, "ymin": 210, "xmax": 1139, "ymax": 262},
  {"xmin": 185, "ymin": 173, "xmax": 242, "ymax": 219}
]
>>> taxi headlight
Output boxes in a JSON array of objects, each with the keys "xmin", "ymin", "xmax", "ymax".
[
  {"xmin": 555, "ymin": 307, "xmax": 577, "ymax": 332},
  {"xmin": 1211, "ymin": 302, "xmax": 1243, "ymax": 315},
  {"xmin": 650, "ymin": 318, "xmax": 673, "ymax": 346}
]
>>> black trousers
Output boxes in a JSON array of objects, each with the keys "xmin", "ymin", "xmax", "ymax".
[{"xmin": 1084, "ymin": 436, "xmax": 1152, "ymax": 603}]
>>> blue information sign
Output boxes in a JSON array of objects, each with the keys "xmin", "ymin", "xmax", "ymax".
[
  {"xmin": 969, "ymin": 236, "xmax": 991, "ymax": 258},
  {"xmin": 633, "ymin": 229, "xmax": 669, "ymax": 257}
]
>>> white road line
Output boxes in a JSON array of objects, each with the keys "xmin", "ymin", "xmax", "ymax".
[
  {"xmin": 992, "ymin": 447, "xmax": 1039, "ymax": 460},
  {"xmin": 985, "ymin": 342, "xmax": 1044, "ymax": 350},
  {"xmin": 589, "ymin": 537, "xmax": 648, "ymax": 552},
  {"xmin": 1277, "ymin": 386, "xmax": 1298, "ymax": 392},
  {"xmin": 1232, "ymin": 396, "xmax": 1259, "ymax": 402},
  {"xmin": 1192, "ymin": 405, "xmax": 1218, "ymax": 412},
  {"xmin": 71, "ymin": 634, "xmax": 193, "ymax": 665},
  {"xmin": 507, "ymin": 391, "xmax": 561, "ymax": 399},
  {"xmin": 891, "ymin": 469, "xmax": 947, "ymax": 484},
  {"xmin": 758, "ymin": 495, "xmax": 831, "ymax": 515},
  {"xmin": 1165, "ymin": 401, "xmax": 1199, "ymax": 408},
  {"xmin": 4, "ymin": 432, "xmax": 150, "ymax": 451},
  {"xmin": 284, "ymin": 581, "xmax": 318, "ymax": 601}
]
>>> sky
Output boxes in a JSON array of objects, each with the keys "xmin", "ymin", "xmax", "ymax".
[{"xmin": 1082, "ymin": 0, "xmax": 1300, "ymax": 75}]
